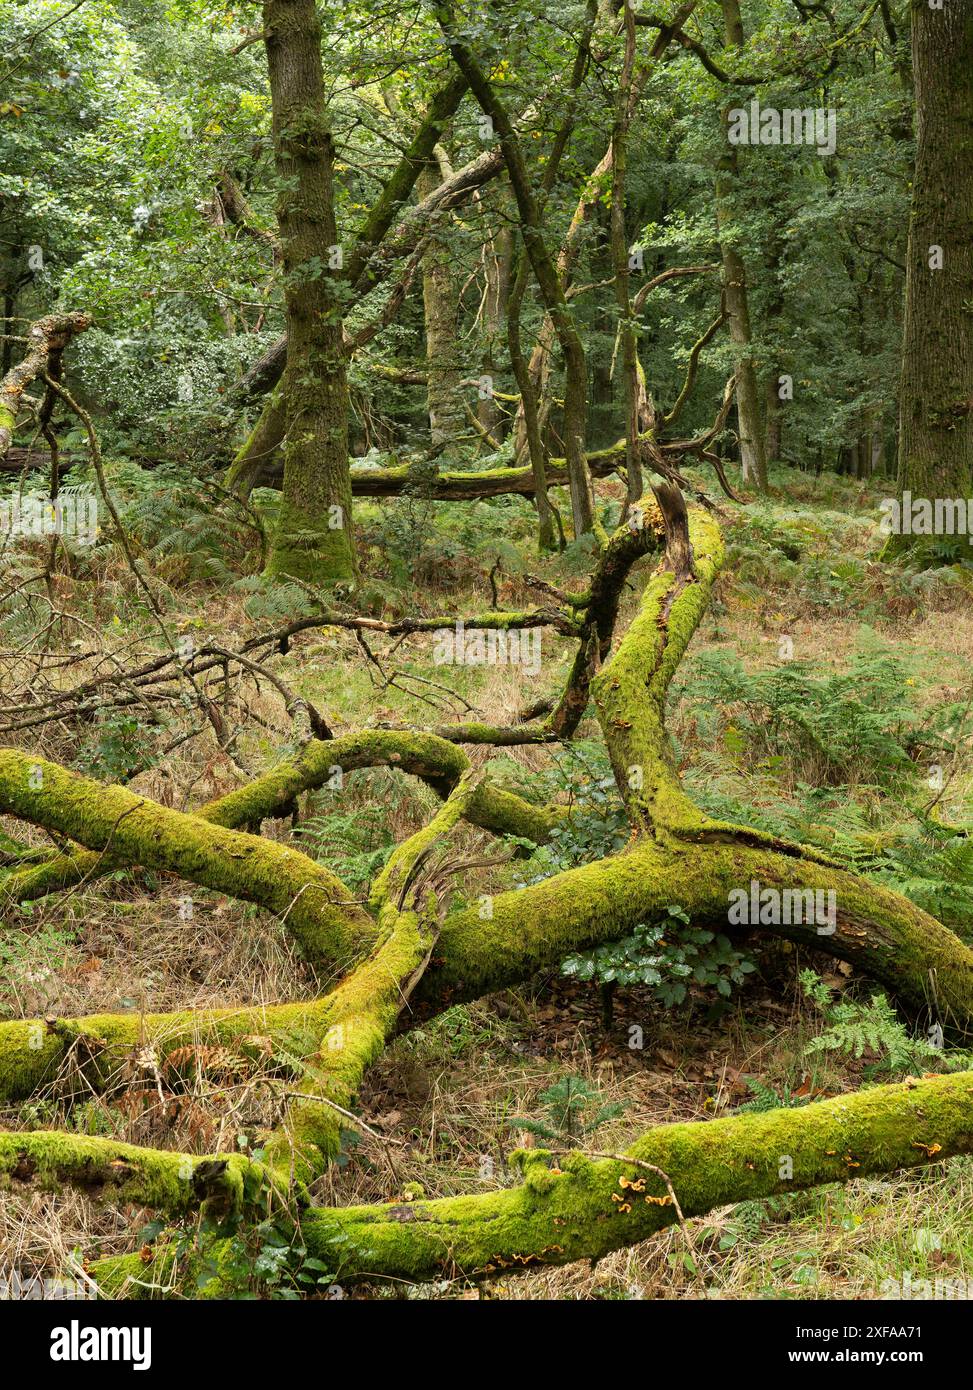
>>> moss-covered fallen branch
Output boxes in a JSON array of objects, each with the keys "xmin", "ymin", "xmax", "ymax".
[
  {"xmin": 6, "ymin": 494, "xmax": 973, "ymax": 1295},
  {"xmin": 4, "ymin": 821, "xmax": 969, "ymax": 1125},
  {"xmin": 0, "ymin": 997, "xmax": 348, "ymax": 1108},
  {"xmin": 0, "ymin": 730, "xmax": 562, "ymax": 906},
  {"xmin": 88, "ymin": 1071, "xmax": 973, "ymax": 1292},
  {"xmin": 0, "ymin": 1131, "xmax": 271, "ymax": 1221},
  {"xmin": 0, "ymin": 749, "xmax": 373, "ymax": 969},
  {"xmin": 588, "ymin": 500, "xmax": 844, "ymax": 856},
  {"xmin": 263, "ymin": 771, "xmax": 481, "ymax": 1184},
  {"xmin": 424, "ymin": 838, "xmax": 973, "ymax": 1031},
  {"xmin": 306, "ymin": 1071, "xmax": 973, "ymax": 1283}
]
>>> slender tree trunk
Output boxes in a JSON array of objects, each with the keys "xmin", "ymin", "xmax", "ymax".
[
  {"xmin": 507, "ymin": 243, "xmax": 557, "ymax": 551},
  {"xmin": 762, "ymin": 230, "xmax": 785, "ymax": 466},
  {"xmin": 510, "ymin": 6, "xmax": 694, "ymax": 462},
  {"xmin": 1, "ymin": 283, "xmax": 14, "ymax": 377},
  {"xmin": 416, "ymin": 160, "xmax": 465, "ymax": 460},
  {"xmin": 479, "ymin": 220, "xmax": 511, "ymax": 440},
  {"xmin": 892, "ymin": 0, "xmax": 973, "ymax": 542},
  {"xmin": 262, "ymin": 0, "xmax": 355, "ymax": 584},
  {"xmin": 764, "ymin": 374, "xmax": 782, "ymax": 462},
  {"xmin": 715, "ymin": 0, "xmax": 768, "ymax": 492},
  {"xmin": 610, "ymin": 0, "xmax": 641, "ymax": 508}
]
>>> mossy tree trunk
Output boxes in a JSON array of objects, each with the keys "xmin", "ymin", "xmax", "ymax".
[
  {"xmin": 262, "ymin": 0, "xmax": 356, "ymax": 584},
  {"xmin": 415, "ymin": 161, "xmax": 466, "ymax": 460},
  {"xmin": 892, "ymin": 0, "xmax": 973, "ymax": 534}
]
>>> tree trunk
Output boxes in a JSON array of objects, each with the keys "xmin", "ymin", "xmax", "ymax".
[
  {"xmin": 715, "ymin": 0, "xmax": 768, "ymax": 492},
  {"xmin": 610, "ymin": 0, "xmax": 642, "ymax": 508},
  {"xmin": 225, "ymin": 385, "xmax": 287, "ymax": 498},
  {"xmin": 892, "ymin": 0, "xmax": 973, "ymax": 546},
  {"xmin": 480, "ymin": 220, "xmax": 511, "ymax": 441},
  {"xmin": 508, "ymin": 242, "xmax": 558, "ymax": 551},
  {"xmin": 415, "ymin": 162, "xmax": 465, "ymax": 460},
  {"xmin": 765, "ymin": 373, "xmax": 782, "ymax": 462},
  {"xmin": 434, "ymin": 3, "xmax": 597, "ymax": 538},
  {"xmin": 262, "ymin": 0, "xmax": 355, "ymax": 584},
  {"xmin": 1, "ymin": 284, "xmax": 14, "ymax": 377}
]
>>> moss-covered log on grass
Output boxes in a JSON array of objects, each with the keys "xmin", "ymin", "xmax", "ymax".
[
  {"xmin": 4, "ymin": 826, "xmax": 970, "ymax": 1122},
  {"xmin": 424, "ymin": 838, "xmax": 973, "ymax": 1032},
  {"xmin": 0, "ymin": 729, "xmax": 563, "ymax": 908},
  {"xmin": 0, "ymin": 998, "xmax": 335, "ymax": 1108},
  {"xmin": 6, "ymin": 494, "xmax": 973, "ymax": 1292},
  {"xmin": 262, "ymin": 771, "xmax": 480, "ymax": 1185},
  {"xmin": 87, "ymin": 1071, "xmax": 973, "ymax": 1293},
  {"xmin": 0, "ymin": 1132, "xmax": 270, "ymax": 1221},
  {"xmin": 304, "ymin": 1073, "xmax": 973, "ymax": 1278},
  {"xmin": 234, "ymin": 430, "xmax": 674, "ymax": 500},
  {"xmin": 300, "ymin": 1071, "xmax": 973, "ymax": 1282},
  {"xmin": 0, "ymin": 749, "xmax": 373, "ymax": 969}
]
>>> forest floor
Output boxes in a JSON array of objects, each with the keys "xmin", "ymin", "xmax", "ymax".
[{"xmin": 2, "ymin": 462, "xmax": 973, "ymax": 1300}]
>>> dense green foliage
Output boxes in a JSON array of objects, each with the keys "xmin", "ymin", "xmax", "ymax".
[{"xmin": 0, "ymin": 0, "xmax": 917, "ymax": 482}]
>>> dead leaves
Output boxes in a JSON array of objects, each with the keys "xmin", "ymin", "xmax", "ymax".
[
  {"xmin": 114, "ymin": 1087, "xmax": 217, "ymax": 1147},
  {"xmin": 63, "ymin": 955, "xmax": 102, "ymax": 982},
  {"xmin": 163, "ymin": 1044, "xmax": 242, "ymax": 1080}
]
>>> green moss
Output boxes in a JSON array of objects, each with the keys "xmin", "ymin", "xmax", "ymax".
[
  {"xmin": 0, "ymin": 1131, "xmax": 269, "ymax": 1219},
  {"xmin": 0, "ymin": 1000, "xmax": 332, "ymax": 1106},
  {"xmin": 1, "ymin": 730, "xmax": 560, "ymax": 910},
  {"xmin": 294, "ymin": 1071, "xmax": 973, "ymax": 1282},
  {"xmin": 0, "ymin": 749, "xmax": 374, "ymax": 969},
  {"xmin": 264, "ymin": 497, "xmax": 356, "ymax": 585},
  {"xmin": 592, "ymin": 510, "xmax": 724, "ymax": 837}
]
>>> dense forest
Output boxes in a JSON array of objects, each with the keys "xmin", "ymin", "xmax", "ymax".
[{"xmin": 0, "ymin": 0, "xmax": 972, "ymax": 1327}]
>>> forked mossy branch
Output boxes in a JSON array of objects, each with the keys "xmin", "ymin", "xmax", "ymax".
[{"xmin": 3, "ymin": 498, "xmax": 973, "ymax": 1290}]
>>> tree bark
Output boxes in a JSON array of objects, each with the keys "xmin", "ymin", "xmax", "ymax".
[
  {"xmin": 479, "ymin": 218, "xmax": 511, "ymax": 441},
  {"xmin": 715, "ymin": 0, "xmax": 768, "ymax": 492},
  {"xmin": 507, "ymin": 242, "xmax": 558, "ymax": 550},
  {"xmin": 415, "ymin": 162, "xmax": 465, "ymax": 459},
  {"xmin": 261, "ymin": 0, "xmax": 355, "ymax": 583},
  {"xmin": 891, "ymin": 0, "xmax": 973, "ymax": 545},
  {"xmin": 0, "ymin": 312, "xmax": 90, "ymax": 460}
]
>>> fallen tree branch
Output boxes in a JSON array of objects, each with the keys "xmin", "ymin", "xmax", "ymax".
[
  {"xmin": 5, "ymin": 492, "xmax": 973, "ymax": 1295},
  {"xmin": 80, "ymin": 1070, "xmax": 973, "ymax": 1291},
  {"xmin": 297, "ymin": 1070, "xmax": 973, "ymax": 1283},
  {"xmin": 0, "ymin": 748, "xmax": 373, "ymax": 969}
]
